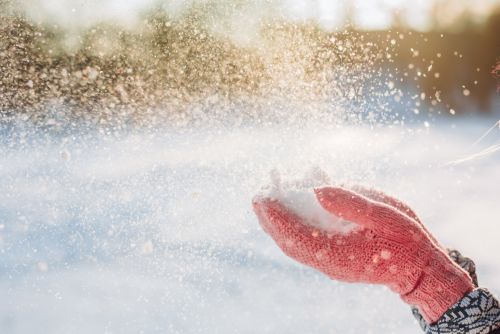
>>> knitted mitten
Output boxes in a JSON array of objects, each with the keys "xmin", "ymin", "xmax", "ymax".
[{"xmin": 253, "ymin": 186, "xmax": 474, "ymax": 323}]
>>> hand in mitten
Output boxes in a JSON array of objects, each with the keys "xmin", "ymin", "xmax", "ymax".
[{"xmin": 252, "ymin": 186, "xmax": 474, "ymax": 323}]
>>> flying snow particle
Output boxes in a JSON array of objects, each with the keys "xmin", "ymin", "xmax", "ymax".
[
  {"xmin": 380, "ymin": 250, "xmax": 391, "ymax": 260},
  {"xmin": 141, "ymin": 241, "xmax": 154, "ymax": 255},
  {"xmin": 435, "ymin": 91, "xmax": 442, "ymax": 102},
  {"xmin": 60, "ymin": 149, "xmax": 71, "ymax": 161},
  {"xmin": 37, "ymin": 262, "xmax": 49, "ymax": 272},
  {"xmin": 315, "ymin": 249, "xmax": 328, "ymax": 260}
]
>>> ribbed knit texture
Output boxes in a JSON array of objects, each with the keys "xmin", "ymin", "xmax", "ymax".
[
  {"xmin": 253, "ymin": 186, "xmax": 474, "ymax": 323},
  {"xmin": 413, "ymin": 249, "xmax": 500, "ymax": 334}
]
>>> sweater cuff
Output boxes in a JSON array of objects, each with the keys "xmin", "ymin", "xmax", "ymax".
[{"xmin": 421, "ymin": 288, "xmax": 500, "ymax": 334}]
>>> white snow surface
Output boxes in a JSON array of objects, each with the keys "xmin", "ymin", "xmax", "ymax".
[
  {"xmin": 0, "ymin": 116, "xmax": 499, "ymax": 334},
  {"xmin": 257, "ymin": 169, "xmax": 357, "ymax": 233}
]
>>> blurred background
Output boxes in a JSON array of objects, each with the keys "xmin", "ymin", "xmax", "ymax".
[{"xmin": 1, "ymin": 0, "xmax": 499, "ymax": 126}]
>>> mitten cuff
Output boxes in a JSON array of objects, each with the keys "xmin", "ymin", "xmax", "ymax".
[{"xmin": 402, "ymin": 254, "xmax": 475, "ymax": 323}]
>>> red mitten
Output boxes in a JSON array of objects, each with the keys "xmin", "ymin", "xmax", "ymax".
[{"xmin": 253, "ymin": 186, "xmax": 474, "ymax": 323}]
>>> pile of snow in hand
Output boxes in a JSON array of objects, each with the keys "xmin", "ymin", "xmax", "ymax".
[{"xmin": 257, "ymin": 168, "xmax": 357, "ymax": 234}]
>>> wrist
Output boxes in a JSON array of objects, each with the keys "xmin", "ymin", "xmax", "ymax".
[
  {"xmin": 411, "ymin": 249, "xmax": 500, "ymax": 334},
  {"xmin": 402, "ymin": 254, "xmax": 474, "ymax": 323}
]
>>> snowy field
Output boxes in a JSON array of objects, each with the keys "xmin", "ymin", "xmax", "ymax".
[{"xmin": 0, "ymin": 115, "xmax": 499, "ymax": 334}]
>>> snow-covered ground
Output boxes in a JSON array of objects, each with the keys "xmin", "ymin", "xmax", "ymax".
[{"xmin": 0, "ymin": 115, "xmax": 499, "ymax": 333}]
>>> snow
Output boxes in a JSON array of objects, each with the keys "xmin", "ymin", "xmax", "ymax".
[
  {"xmin": 380, "ymin": 250, "xmax": 392, "ymax": 260},
  {"xmin": 0, "ymin": 116, "xmax": 499, "ymax": 334},
  {"xmin": 256, "ymin": 169, "xmax": 357, "ymax": 233}
]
